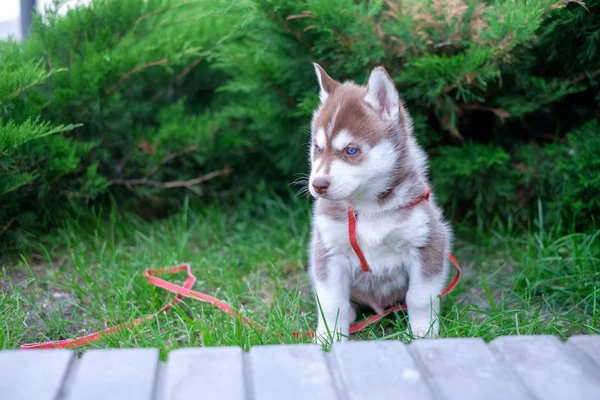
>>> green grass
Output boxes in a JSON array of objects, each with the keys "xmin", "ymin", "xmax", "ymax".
[{"xmin": 1, "ymin": 193, "xmax": 598, "ymax": 357}]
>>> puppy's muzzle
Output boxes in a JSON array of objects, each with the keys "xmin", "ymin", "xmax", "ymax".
[{"xmin": 312, "ymin": 178, "xmax": 330, "ymax": 194}]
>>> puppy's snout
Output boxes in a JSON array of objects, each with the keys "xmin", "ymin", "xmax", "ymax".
[{"xmin": 312, "ymin": 178, "xmax": 330, "ymax": 194}]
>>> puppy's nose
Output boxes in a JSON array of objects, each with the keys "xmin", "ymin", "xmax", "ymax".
[{"xmin": 312, "ymin": 178, "xmax": 330, "ymax": 194}]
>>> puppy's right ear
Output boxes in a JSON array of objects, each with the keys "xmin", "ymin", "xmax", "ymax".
[{"xmin": 313, "ymin": 63, "xmax": 340, "ymax": 104}]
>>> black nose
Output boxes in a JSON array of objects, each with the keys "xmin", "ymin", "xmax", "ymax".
[{"xmin": 312, "ymin": 178, "xmax": 330, "ymax": 194}]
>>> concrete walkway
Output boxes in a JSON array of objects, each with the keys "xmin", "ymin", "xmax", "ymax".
[{"xmin": 1, "ymin": 335, "xmax": 599, "ymax": 400}]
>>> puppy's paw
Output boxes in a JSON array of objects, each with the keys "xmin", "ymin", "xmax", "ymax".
[
  {"xmin": 349, "ymin": 304, "xmax": 357, "ymax": 324},
  {"xmin": 312, "ymin": 329, "xmax": 329, "ymax": 345},
  {"xmin": 312, "ymin": 329, "xmax": 348, "ymax": 345},
  {"xmin": 409, "ymin": 322, "xmax": 439, "ymax": 339}
]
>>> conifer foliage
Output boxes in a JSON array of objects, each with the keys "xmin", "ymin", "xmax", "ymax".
[
  {"xmin": 1, "ymin": 0, "xmax": 239, "ymax": 251},
  {"xmin": 1, "ymin": 0, "xmax": 598, "ymax": 251},
  {"xmin": 217, "ymin": 0, "xmax": 599, "ymax": 225}
]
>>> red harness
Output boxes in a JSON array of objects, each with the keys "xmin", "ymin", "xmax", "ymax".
[
  {"xmin": 20, "ymin": 188, "xmax": 461, "ymax": 349},
  {"xmin": 343, "ymin": 187, "xmax": 461, "ymax": 335},
  {"xmin": 348, "ymin": 187, "xmax": 431, "ymax": 272}
]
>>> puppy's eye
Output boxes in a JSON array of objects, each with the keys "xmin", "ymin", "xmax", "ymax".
[
  {"xmin": 314, "ymin": 144, "xmax": 323, "ymax": 153},
  {"xmin": 345, "ymin": 147, "xmax": 358, "ymax": 155}
]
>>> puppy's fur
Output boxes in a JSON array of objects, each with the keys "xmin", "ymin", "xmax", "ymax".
[{"xmin": 307, "ymin": 64, "xmax": 452, "ymax": 342}]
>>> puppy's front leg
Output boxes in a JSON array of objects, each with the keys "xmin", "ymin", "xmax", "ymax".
[
  {"xmin": 406, "ymin": 254, "xmax": 448, "ymax": 339},
  {"xmin": 312, "ymin": 259, "xmax": 352, "ymax": 344}
]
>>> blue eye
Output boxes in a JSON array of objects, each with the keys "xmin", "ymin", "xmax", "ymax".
[
  {"xmin": 346, "ymin": 147, "xmax": 358, "ymax": 155},
  {"xmin": 314, "ymin": 144, "xmax": 322, "ymax": 153}
]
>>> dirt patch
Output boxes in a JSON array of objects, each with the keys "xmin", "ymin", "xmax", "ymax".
[{"xmin": 1, "ymin": 261, "xmax": 93, "ymax": 343}]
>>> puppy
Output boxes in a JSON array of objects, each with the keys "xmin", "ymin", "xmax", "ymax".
[{"xmin": 307, "ymin": 64, "xmax": 452, "ymax": 342}]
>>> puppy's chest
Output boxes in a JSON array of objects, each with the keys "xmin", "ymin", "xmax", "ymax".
[{"xmin": 317, "ymin": 209, "xmax": 430, "ymax": 269}]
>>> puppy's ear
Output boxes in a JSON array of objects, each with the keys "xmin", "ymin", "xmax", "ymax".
[
  {"xmin": 364, "ymin": 66, "xmax": 402, "ymax": 122},
  {"xmin": 313, "ymin": 63, "xmax": 340, "ymax": 103}
]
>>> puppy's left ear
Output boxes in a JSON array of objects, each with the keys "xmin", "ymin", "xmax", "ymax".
[
  {"xmin": 364, "ymin": 66, "xmax": 402, "ymax": 122},
  {"xmin": 313, "ymin": 63, "xmax": 340, "ymax": 104}
]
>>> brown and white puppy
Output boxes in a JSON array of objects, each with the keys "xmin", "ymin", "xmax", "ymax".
[{"xmin": 307, "ymin": 64, "xmax": 452, "ymax": 343}]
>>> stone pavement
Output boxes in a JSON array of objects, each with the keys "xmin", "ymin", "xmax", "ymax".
[{"xmin": 1, "ymin": 335, "xmax": 599, "ymax": 400}]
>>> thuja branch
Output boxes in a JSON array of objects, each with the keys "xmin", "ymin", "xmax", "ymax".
[
  {"xmin": 106, "ymin": 59, "xmax": 168, "ymax": 95},
  {"xmin": 456, "ymin": 103, "xmax": 511, "ymax": 121},
  {"xmin": 115, "ymin": 0, "xmax": 205, "ymax": 39},
  {"xmin": 176, "ymin": 58, "xmax": 202, "ymax": 83},
  {"xmin": 267, "ymin": 10, "xmax": 312, "ymax": 50},
  {"xmin": 111, "ymin": 167, "xmax": 233, "ymax": 188},
  {"xmin": 145, "ymin": 144, "xmax": 199, "ymax": 177},
  {"xmin": 0, "ymin": 68, "xmax": 67, "ymax": 105}
]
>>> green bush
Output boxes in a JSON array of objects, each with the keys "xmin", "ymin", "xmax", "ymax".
[
  {"xmin": 1, "ymin": 0, "xmax": 599, "ymax": 253},
  {"xmin": 518, "ymin": 121, "xmax": 600, "ymax": 228},
  {"xmin": 1, "ymin": 0, "xmax": 242, "ymax": 252},
  {"xmin": 429, "ymin": 143, "xmax": 516, "ymax": 224},
  {"xmin": 0, "ymin": 39, "xmax": 93, "ymax": 248},
  {"xmin": 215, "ymin": 0, "xmax": 599, "ymax": 224}
]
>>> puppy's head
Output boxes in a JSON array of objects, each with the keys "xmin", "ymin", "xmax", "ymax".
[{"xmin": 308, "ymin": 64, "xmax": 412, "ymax": 202}]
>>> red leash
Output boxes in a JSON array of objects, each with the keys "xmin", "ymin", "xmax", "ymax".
[
  {"xmin": 20, "ymin": 264, "xmax": 264, "ymax": 350},
  {"xmin": 20, "ymin": 189, "xmax": 461, "ymax": 350},
  {"xmin": 20, "ymin": 258, "xmax": 460, "ymax": 349}
]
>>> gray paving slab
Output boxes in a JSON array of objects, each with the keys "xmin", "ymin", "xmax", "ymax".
[
  {"xmin": 411, "ymin": 338, "xmax": 533, "ymax": 400},
  {"xmin": 489, "ymin": 335, "xmax": 600, "ymax": 400},
  {"xmin": 64, "ymin": 348, "xmax": 159, "ymax": 400},
  {"xmin": 331, "ymin": 340, "xmax": 433, "ymax": 400},
  {"xmin": 154, "ymin": 361, "xmax": 168, "ymax": 400},
  {"xmin": 0, "ymin": 349, "xmax": 73, "ymax": 400},
  {"xmin": 2, "ymin": 335, "xmax": 600, "ymax": 399},
  {"xmin": 567, "ymin": 335, "xmax": 600, "ymax": 367},
  {"xmin": 165, "ymin": 347, "xmax": 245, "ymax": 400},
  {"xmin": 248, "ymin": 344, "xmax": 338, "ymax": 400}
]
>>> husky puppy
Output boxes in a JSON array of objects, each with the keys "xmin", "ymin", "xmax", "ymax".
[{"xmin": 307, "ymin": 64, "xmax": 452, "ymax": 342}]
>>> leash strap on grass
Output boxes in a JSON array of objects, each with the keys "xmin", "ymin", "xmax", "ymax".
[{"xmin": 20, "ymin": 256, "xmax": 461, "ymax": 349}]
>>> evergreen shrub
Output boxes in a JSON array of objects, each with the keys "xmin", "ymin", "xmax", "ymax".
[
  {"xmin": 216, "ymin": 0, "xmax": 599, "ymax": 226},
  {"xmin": 1, "ymin": 0, "xmax": 240, "ymax": 251},
  {"xmin": 1, "ymin": 0, "xmax": 599, "ymax": 251}
]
